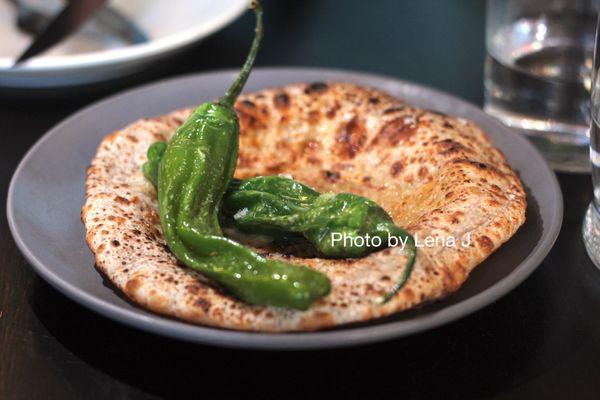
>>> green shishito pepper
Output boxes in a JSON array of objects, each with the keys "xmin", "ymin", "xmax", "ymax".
[
  {"xmin": 221, "ymin": 176, "xmax": 416, "ymax": 303},
  {"xmin": 143, "ymin": 1, "xmax": 416, "ymax": 309},
  {"xmin": 222, "ymin": 177, "xmax": 411, "ymax": 257},
  {"xmin": 146, "ymin": 1, "xmax": 330, "ymax": 311},
  {"xmin": 145, "ymin": 148, "xmax": 415, "ymax": 304}
]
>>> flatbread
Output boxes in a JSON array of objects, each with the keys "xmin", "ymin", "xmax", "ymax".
[{"xmin": 82, "ymin": 82, "xmax": 526, "ymax": 331}]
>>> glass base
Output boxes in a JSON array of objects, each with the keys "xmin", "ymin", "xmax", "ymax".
[
  {"xmin": 583, "ymin": 203, "xmax": 600, "ymax": 269},
  {"xmin": 485, "ymin": 104, "xmax": 590, "ymax": 173}
]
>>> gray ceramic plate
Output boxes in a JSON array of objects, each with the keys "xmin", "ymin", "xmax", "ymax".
[{"xmin": 7, "ymin": 68, "xmax": 563, "ymax": 350}]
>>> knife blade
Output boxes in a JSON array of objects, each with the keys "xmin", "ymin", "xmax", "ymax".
[
  {"xmin": 14, "ymin": 0, "xmax": 109, "ymax": 65},
  {"xmin": 9, "ymin": 0, "xmax": 148, "ymax": 46},
  {"xmin": 94, "ymin": 7, "xmax": 148, "ymax": 45}
]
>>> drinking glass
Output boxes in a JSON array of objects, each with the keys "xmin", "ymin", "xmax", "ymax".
[
  {"xmin": 583, "ymin": 15, "xmax": 600, "ymax": 268},
  {"xmin": 485, "ymin": 0, "xmax": 598, "ymax": 172}
]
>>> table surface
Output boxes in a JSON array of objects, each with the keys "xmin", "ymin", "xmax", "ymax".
[{"xmin": 2, "ymin": 1, "xmax": 600, "ymax": 399}]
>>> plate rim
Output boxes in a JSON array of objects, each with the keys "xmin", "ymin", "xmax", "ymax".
[{"xmin": 7, "ymin": 67, "xmax": 564, "ymax": 350}]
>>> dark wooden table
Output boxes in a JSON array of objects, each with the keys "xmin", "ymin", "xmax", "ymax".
[{"xmin": 2, "ymin": 1, "xmax": 600, "ymax": 399}]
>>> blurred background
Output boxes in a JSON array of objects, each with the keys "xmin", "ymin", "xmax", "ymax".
[
  {"xmin": 201, "ymin": 0, "xmax": 485, "ymax": 104},
  {"xmin": 0, "ymin": 0, "xmax": 486, "ymax": 102}
]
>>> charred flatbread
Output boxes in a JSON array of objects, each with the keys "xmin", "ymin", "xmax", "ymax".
[{"xmin": 82, "ymin": 82, "xmax": 526, "ymax": 331}]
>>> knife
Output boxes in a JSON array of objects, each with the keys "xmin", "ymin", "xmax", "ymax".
[
  {"xmin": 10, "ymin": 0, "xmax": 148, "ymax": 46},
  {"xmin": 93, "ymin": 7, "xmax": 148, "ymax": 45},
  {"xmin": 14, "ymin": 0, "xmax": 109, "ymax": 65}
]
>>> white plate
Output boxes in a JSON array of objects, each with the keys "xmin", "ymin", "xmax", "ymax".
[{"xmin": 0, "ymin": 0, "xmax": 247, "ymax": 88}]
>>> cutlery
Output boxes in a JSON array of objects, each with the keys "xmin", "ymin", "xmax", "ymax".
[
  {"xmin": 14, "ymin": 0, "xmax": 108, "ymax": 65},
  {"xmin": 9, "ymin": 0, "xmax": 148, "ymax": 45}
]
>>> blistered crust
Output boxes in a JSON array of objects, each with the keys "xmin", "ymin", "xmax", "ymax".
[{"xmin": 82, "ymin": 82, "xmax": 526, "ymax": 331}]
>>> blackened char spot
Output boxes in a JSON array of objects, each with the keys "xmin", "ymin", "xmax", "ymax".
[
  {"xmin": 371, "ymin": 118, "xmax": 417, "ymax": 147},
  {"xmin": 390, "ymin": 161, "xmax": 403, "ymax": 176},
  {"xmin": 383, "ymin": 107, "xmax": 405, "ymax": 114},
  {"xmin": 453, "ymin": 159, "xmax": 504, "ymax": 176},
  {"xmin": 186, "ymin": 284, "xmax": 201, "ymax": 295},
  {"xmin": 235, "ymin": 106, "xmax": 266, "ymax": 129},
  {"xmin": 304, "ymin": 82, "xmax": 328, "ymax": 94},
  {"xmin": 195, "ymin": 298, "xmax": 212, "ymax": 313},
  {"xmin": 114, "ymin": 195, "xmax": 130, "ymax": 205},
  {"xmin": 241, "ymin": 99, "xmax": 256, "ymax": 108},
  {"xmin": 326, "ymin": 103, "xmax": 340, "ymax": 119},
  {"xmin": 322, "ymin": 170, "xmax": 340, "ymax": 183},
  {"xmin": 335, "ymin": 116, "xmax": 366, "ymax": 158},
  {"xmin": 266, "ymin": 163, "xmax": 285, "ymax": 174},
  {"xmin": 273, "ymin": 92, "xmax": 290, "ymax": 109},
  {"xmin": 437, "ymin": 138, "xmax": 466, "ymax": 155}
]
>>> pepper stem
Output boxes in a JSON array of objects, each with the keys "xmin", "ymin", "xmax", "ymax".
[{"xmin": 219, "ymin": 0, "xmax": 263, "ymax": 107}]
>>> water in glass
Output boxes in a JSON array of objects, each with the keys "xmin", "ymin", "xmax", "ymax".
[{"xmin": 485, "ymin": 4, "xmax": 597, "ymax": 172}]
